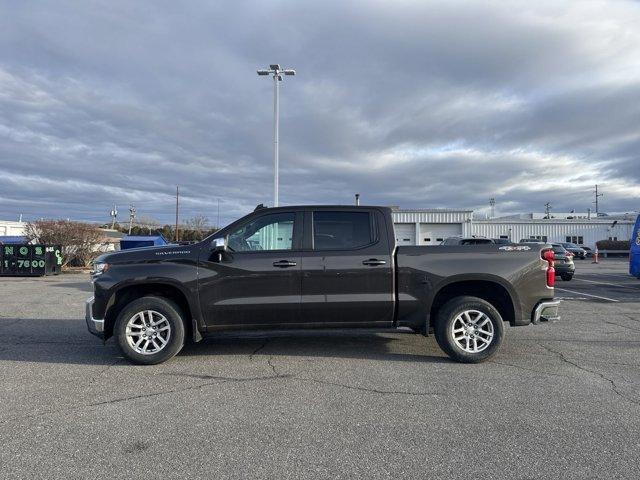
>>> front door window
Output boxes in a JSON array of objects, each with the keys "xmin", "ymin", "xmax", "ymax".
[{"xmin": 228, "ymin": 213, "xmax": 294, "ymax": 252}]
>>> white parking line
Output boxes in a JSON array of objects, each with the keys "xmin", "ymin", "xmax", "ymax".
[
  {"xmin": 555, "ymin": 287, "xmax": 620, "ymax": 303},
  {"xmin": 572, "ymin": 278, "xmax": 640, "ymax": 290}
]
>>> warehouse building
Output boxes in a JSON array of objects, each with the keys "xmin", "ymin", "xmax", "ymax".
[
  {"xmin": 391, "ymin": 208, "xmax": 635, "ymax": 248},
  {"xmin": 0, "ymin": 220, "xmax": 26, "ymax": 237},
  {"xmin": 392, "ymin": 209, "xmax": 473, "ymax": 245}
]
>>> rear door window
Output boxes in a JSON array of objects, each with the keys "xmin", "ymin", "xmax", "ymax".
[{"xmin": 313, "ymin": 211, "xmax": 374, "ymax": 250}]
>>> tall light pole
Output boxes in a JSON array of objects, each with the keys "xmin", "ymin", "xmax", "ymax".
[{"xmin": 257, "ymin": 64, "xmax": 296, "ymax": 207}]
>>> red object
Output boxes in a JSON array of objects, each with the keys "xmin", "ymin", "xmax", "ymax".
[
  {"xmin": 542, "ymin": 249, "xmax": 555, "ymax": 263},
  {"xmin": 546, "ymin": 266, "xmax": 555, "ymax": 287},
  {"xmin": 542, "ymin": 249, "xmax": 555, "ymax": 287}
]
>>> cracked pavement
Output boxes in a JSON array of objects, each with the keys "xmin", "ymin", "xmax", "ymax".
[{"xmin": 0, "ymin": 260, "xmax": 639, "ymax": 479}]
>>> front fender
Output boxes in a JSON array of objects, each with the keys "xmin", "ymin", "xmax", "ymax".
[{"xmin": 92, "ymin": 263, "xmax": 202, "ymax": 340}]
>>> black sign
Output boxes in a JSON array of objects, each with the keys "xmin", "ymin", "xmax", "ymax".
[{"xmin": 0, "ymin": 244, "xmax": 62, "ymax": 276}]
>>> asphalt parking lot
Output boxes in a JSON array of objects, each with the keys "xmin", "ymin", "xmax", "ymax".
[{"xmin": 1, "ymin": 259, "xmax": 639, "ymax": 479}]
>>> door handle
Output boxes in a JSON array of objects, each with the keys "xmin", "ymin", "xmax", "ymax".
[
  {"xmin": 362, "ymin": 259, "xmax": 386, "ymax": 266},
  {"xmin": 273, "ymin": 260, "xmax": 297, "ymax": 268}
]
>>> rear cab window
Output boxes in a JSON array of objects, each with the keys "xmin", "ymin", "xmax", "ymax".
[{"xmin": 460, "ymin": 239, "xmax": 493, "ymax": 245}]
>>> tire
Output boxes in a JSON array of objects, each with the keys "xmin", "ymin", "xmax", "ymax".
[
  {"xmin": 434, "ymin": 296, "xmax": 504, "ymax": 363},
  {"xmin": 114, "ymin": 296, "xmax": 186, "ymax": 365},
  {"xmin": 561, "ymin": 274, "xmax": 573, "ymax": 281}
]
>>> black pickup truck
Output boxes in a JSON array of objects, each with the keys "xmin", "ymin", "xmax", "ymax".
[{"xmin": 86, "ymin": 205, "xmax": 560, "ymax": 364}]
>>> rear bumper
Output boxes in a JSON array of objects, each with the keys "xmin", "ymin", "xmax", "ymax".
[
  {"xmin": 532, "ymin": 299, "xmax": 561, "ymax": 324},
  {"xmin": 85, "ymin": 296, "xmax": 105, "ymax": 339},
  {"xmin": 554, "ymin": 263, "xmax": 575, "ymax": 275}
]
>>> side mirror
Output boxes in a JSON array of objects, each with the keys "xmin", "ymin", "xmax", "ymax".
[{"xmin": 212, "ymin": 237, "xmax": 228, "ymax": 252}]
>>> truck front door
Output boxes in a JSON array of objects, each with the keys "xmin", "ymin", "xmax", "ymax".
[
  {"xmin": 299, "ymin": 209, "xmax": 394, "ymax": 326},
  {"xmin": 198, "ymin": 211, "xmax": 303, "ymax": 328}
]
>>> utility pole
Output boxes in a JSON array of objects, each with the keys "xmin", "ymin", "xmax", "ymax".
[
  {"xmin": 217, "ymin": 198, "xmax": 220, "ymax": 230},
  {"xmin": 593, "ymin": 184, "xmax": 603, "ymax": 216},
  {"xmin": 257, "ymin": 64, "xmax": 296, "ymax": 207},
  {"xmin": 489, "ymin": 198, "xmax": 495, "ymax": 218},
  {"xmin": 128, "ymin": 204, "xmax": 136, "ymax": 235},
  {"xmin": 544, "ymin": 202, "xmax": 552, "ymax": 219},
  {"xmin": 110, "ymin": 204, "xmax": 118, "ymax": 229},
  {"xmin": 175, "ymin": 186, "xmax": 179, "ymax": 242}
]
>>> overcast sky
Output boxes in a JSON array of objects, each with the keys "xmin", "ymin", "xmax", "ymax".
[{"xmin": 1, "ymin": 0, "xmax": 639, "ymax": 226}]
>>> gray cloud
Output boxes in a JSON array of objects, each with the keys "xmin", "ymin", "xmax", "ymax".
[{"xmin": 0, "ymin": 0, "xmax": 639, "ymax": 227}]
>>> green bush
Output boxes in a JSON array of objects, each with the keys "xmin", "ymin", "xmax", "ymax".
[{"xmin": 595, "ymin": 239, "xmax": 630, "ymax": 250}]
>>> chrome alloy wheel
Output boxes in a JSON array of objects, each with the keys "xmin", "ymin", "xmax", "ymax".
[
  {"xmin": 451, "ymin": 310, "xmax": 494, "ymax": 353},
  {"xmin": 125, "ymin": 310, "xmax": 171, "ymax": 355}
]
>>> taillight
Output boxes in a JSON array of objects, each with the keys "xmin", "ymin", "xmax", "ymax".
[
  {"xmin": 542, "ymin": 249, "xmax": 554, "ymax": 263},
  {"xmin": 542, "ymin": 249, "xmax": 555, "ymax": 287}
]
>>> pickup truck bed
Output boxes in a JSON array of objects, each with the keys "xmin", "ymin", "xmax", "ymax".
[{"xmin": 395, "ymin": 244, "xmax": 552, "ymax": 330}]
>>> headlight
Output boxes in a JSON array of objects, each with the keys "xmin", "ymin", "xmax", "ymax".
[{"xmin": 91, "ymin": 262, "xmax": 109, "ymax": 276}]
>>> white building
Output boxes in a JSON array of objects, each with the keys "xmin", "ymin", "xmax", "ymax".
[
  {"xmin": 392, "ymin": 208, "xmax": 635, "ymax": 248},
  {"xmin": 0, "ymin": 220, "xmax": 26, "ymax": 237},
  {"xmin": 392, "ymin": 209, "xmax": 473, "ymax": 245}
]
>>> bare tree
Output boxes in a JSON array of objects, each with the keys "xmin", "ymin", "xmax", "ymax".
[
  {"xmin": 25, "ymin": 220, "xmax": 104, "ymax": 267},
  {"xmin": 136, "ymin": 215, "xmax": 162, "ymax": 235},
  {"xmin": 184, "ymin": 215, "xmax": 210, "ymax": 240}
]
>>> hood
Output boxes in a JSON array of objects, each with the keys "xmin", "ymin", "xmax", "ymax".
[{"xmin": 93, "ymin": 243, "xmax": 198, "ymax": 265}]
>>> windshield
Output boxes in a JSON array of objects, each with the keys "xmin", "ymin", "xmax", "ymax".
[{"xmin": 552, "ymin": 245, "xmax": 567, "ymax": 253}]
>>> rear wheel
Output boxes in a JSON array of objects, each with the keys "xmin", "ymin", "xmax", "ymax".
[
  {"xmin": 114, "ymin": 296, "xmax": 185, "ymax": 365},
  {"xmin": 434, "ymin": 296, "xmax": 504, "ymax": 363}
]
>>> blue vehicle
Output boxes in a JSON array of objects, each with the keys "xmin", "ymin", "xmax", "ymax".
[
  {"xmin": 120, "ymin": 235, "xmax": 168, "ymax": 250},
  {"xmin": 631, "ymin": 214, "xmax": 640, "ymax": 278}
]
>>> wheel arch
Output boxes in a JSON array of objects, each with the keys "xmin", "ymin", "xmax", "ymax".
[
  {"xmin": 429, "ymin": 276, "xmax": 519, "ymax": 327},
  {"xmin": 103, "ymin": 281, "xmax": 200, "ymax": 342}
]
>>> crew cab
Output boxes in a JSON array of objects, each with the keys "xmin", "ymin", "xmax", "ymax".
[{"xmin": 86, "ymin": 205, "xmax": 560, "ymax": 365}]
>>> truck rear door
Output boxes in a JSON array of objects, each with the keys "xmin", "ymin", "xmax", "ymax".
[{"xmin": 299, "ymin": 208, "xmax": 394, "ymax": 326}]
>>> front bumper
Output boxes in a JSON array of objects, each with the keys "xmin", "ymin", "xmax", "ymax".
[
  {"xmin": 85, "ymin": 296, "xmax": 105, "ymax": 339},
  {"xmin": 532, "ymin": 299, "xmax": 561, "ymax": 324}
]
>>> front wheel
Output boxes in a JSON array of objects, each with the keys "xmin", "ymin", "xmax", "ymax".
[
  {"xmin": 114, "ymin": 296, "xmax": 186, "ymax": 365},
  {"xmin": 434, "ymin": 296, "xmax": 504, "ymax": 363},
  {"xmin": 561, "ymin": 274, "xmax": 573, "ymax": 281}
]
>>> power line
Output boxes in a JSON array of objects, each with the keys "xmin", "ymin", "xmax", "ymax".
[
  {"xmin": 593, "ymin": 184, "xmax": 603, "ymax": 216},
  {"xmin": 128, "ymin": 204, "xmax": 136, "ymax": 235},
  {"xmin": 110, "ymin": 204, "xmax": 118, "ymax": 229},
  {"xmin": 175, "ymin": 186, "xmax": 179, "ymax": 242}
]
